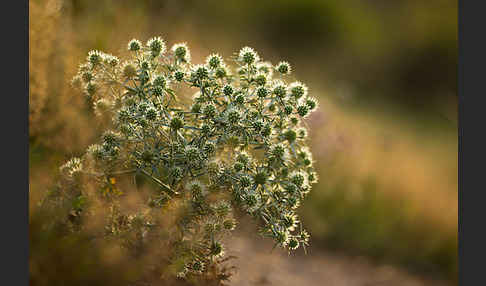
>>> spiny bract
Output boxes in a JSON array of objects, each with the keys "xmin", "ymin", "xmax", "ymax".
[{"xmin": 63, "ymin": 36, "xmax": 319, "ymax": 278}]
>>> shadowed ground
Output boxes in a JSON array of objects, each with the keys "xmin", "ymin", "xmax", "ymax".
[{"xmin": 225, "ymin": 230, "xmax": 451, "ymax": 286}]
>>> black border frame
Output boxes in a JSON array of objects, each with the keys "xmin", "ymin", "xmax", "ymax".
[{"xmin": 9, "ymin": 0, "xmax": 469, "ymax": 284}]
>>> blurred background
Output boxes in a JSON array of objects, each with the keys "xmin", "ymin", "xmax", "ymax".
[{"xmin": 29, "ymin": 0, "xmax": 457, "ymax": 285}]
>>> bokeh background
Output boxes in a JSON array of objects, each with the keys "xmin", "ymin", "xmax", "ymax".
[{"xmin": 29, "ymin": 0, "xmax": 457, "ymax": 285}]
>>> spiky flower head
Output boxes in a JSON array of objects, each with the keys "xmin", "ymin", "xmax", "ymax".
[
  {"xmin": 257, "ymin": 87, "xmax": 269, "ymax": 98},
  {"xmin": 128, "ymin": 39, "xmax": 141, "ymax": 51},
  {"xmin": 171, "ymin": 43, "xmax": 191, "ymax": 62},
  {"xmin": 283, "ymin": 129, "xmax": 297, "ymax": 143},
  {"xmin": 271, "ymin": 80, "xmax": 287, "ymax": 98},
  {"xmin": 282, "ymin": 213, "xmax": 299, "ymax": 231},
  {"xmin": 289, "ymin": 81, "xmax": 308, "ymax": 99},
  {"xmin": 60, "ymin": 157, "xmax": 83, "ymax": 177},
  {"xmin": 288, "ymin": 237, "xmax": 299, "ymax": 250},
  {"xmin": 254, "ymin": 72, "xmax": 268, "ymax": 86},
  {"xmin": 147, "ymin": 36, "xmax": 166, "ymax": 56},
  {"xmin": 191, "ymin": 64, "xmax": 209, "ymax": 81},
  {"xmin": 253, "ymin": 171, "xmax": 268, "ymax": 186},
  {"xmin": 87, "ymin": 50, "xmax": 103, "ymax": 66},
  {"xmin": 153, "ymin": 75, "xmax": 166, "ymax": 88},
  {"xmin": 238, "ymin": 46, "xmax": 260, "ymax": 64},
  {"xmin": 306, "ymin": 97, "xmax": 318, "ymax": 111},
  {"xmin": 223, "ymin": 84, "xmax": 233, "ymax": 96},
  {"xmin": 104, "ymin": 54, "xmax": 119, "ymax": 67},
  {"xmin": 269, "ymin": 143, "xmax": 288, "ymax": 161},
  {"xmin": 297, "ymin": 104, "xmax": 310, "ymax": 118},
  {"xmin": 276, "ymin": 61, "xmax": 291, "ymax": 75},
  {"xmin": 186, "ymin": 179, "xmax": 206, "ymax": 194},
  {"xmin": 226, "ymin": 108, "xmax": 241, "ymax": 125},
  {"xmin": 206, "ymin": 53, "xmax": 223, "ymax": 69},
  {"xmin": 289, "ymin": 171, "xmax": 307, "ymax": 188}
]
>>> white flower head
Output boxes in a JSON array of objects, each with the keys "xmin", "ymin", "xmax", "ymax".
[
  {"xmin": 238, "ymin": 46, "xmax": 260, "ymax": 64},
  {"xmin": 171, "ymin": 42, "xmax": 191, "ymax": 62}
]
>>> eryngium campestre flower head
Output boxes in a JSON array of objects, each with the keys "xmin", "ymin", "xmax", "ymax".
[
  {"xmin": 226, "ymin": 108, "xmax": 241, "ymax": 124},
  {"xmin": 147, "ymin": 36, "xmax": 166, "ymax": 56},
  {"xmin": 271, "ymin": 80, "xmax": 287, "ymax": 98},
  {"xmin": 223, "ymin": 84, "xmax": 234, "ymax": 96},
  {"xmin": 282, "ymin": 213, "xmax": 299, "ymax": 231},
  {"xmin": 103, "ymin": 54, "xmax": 119, "ymax": 67},
  {"xmin": 238, "ymin": 46, "xmax": 260, "ymax": 64},
  {"xmin": 276, "ymin": 61, "xmax": 291, "ymax": 75},
  {"xmin": 289, "ymin": 81, "xmax": 308, "ymax": 99},
  {"xmin": 206, "ymin": 53, "xmax": 223, "ymax": 69},
  {"xmin": 297, "ymin": 104, "xmax": 310, "ymax": 118},
  {"xmin": 87, "ymin": 50, "xmax": 103, "ymax": 66},
  {"xmin": 269, "ymin": 143, "xmax": 289, "ymax": 162},
  {"xmin": 190, "ymin": 64, "xmax": 209, "ymax": 81},
  {"xmin": 257, "ymin": 87, "xmax": 269, "ymax": 98},
  {"xmin": 289, "ymin": 171, "xmax": 307, "ymax": 188},
  {"xmin": 60, "ymin": 157, "xmax": 83, "ymax": 177},
  {"xmin": 171, "ymin": 43, "xmax": 191, "ymax": 62},
  {"xmin": 87, "ymin": 144, "xmax": 104, "ymax": 161},
  {"xmin": 128, "ymin": 39, "xmax": 142, "ymax": 51},
  {"xmin": 306, "ymin": 97, "xmax": 319, "ymax": 111},
  {"xmin": 190, "ymin": 260, "xmax": 205, "ymax": 274},
  {"xmin": 288, "ymin": 237, "xmax": 299, "ymax": 250},
  {"xmin": 254, "ymin": 72, "xmax": 268, "ymax": 86}
]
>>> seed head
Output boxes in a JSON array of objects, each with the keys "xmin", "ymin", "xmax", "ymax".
[
  {"xmin": 288, "ymin": 238, "xmax": 299, "ymax": 250},
  {"xmin": 128, "ymin": 39, "xmax": 142, "ymax": 51},
  {"xmin": 174, "ymin": 70, "xmax": 185, "ymax": 82},
  {"xmin": 289, "ymin": 171, "xmax": 306, "ymax": 188},
  {"xmin": 289, "ymin": 82, "xmax": 308, "ymax": 99},
  {"xmin": 191, "ymin": 64, "xmax": 209, "ymax": 81},
  {"xmin": 276, "ymin": 61, "xmax": 291, "ymax": 75},
  {"xmin": 223, "ymin": 84, "xmax": 233, "ymax": 96},
  {"xmin": 257, "ymin": 87, "xmax": 269, "ymax": 98},
  {"xmin": 226, "ymin": 108, "xmax": 241, "ymax": 124},
  {"xmin": 87, "ymin": 50, "xmax": 103, "ymax": 66},
  {"xmin": 239, "ymin": 46, "xmax": 259, "ymax": 64},
  {"xmin": 306, "ymin": 97, "xmax": 318, "ymax": 110},
  {"xmin": 272, "ymin": 80, "xmax": 287, "ymax": 98},
  {"xmin": 297, "ymin": 105, "xmax": 309, "ymax": 117},
  {"xmin": 206, "ymin": 53, "xmax": 223, "ymax": 69},
  {"xmin": 147, "ymin": 36, "xmax": 166, "ymax": 56},
  {"xmin": 171, "ymin": 43, "xmax": 191, "ymax": 62}
]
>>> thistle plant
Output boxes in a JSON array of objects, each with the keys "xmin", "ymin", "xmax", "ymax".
[{"xmin": 62, "ymin": 37, "xmax": 319, "ymax": 280}]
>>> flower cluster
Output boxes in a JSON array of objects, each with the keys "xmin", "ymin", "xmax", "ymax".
[{"xmin": 64, "ymin": 37, "xmax": 319, "ymax": 278}]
